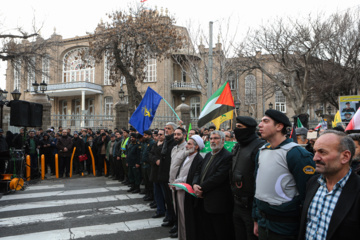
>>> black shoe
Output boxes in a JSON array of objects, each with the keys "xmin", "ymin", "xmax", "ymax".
[
  {"xmin": 127, "ymin": 186, "xmax": 135, "ymax": 192},
  {"xmin": 121, "ymin": 180, "xmax": 128, "ymax": 184},
  {"xmin": 131, "ymin": 188, "xmax": 140, "ymax": 194},
  {"xmin": 150, "ymin": 204, "xmax": 157, "ymax": 209},
  {"xmin": 170, "ymin": 232, "xmax": 178, "ymax": 238},
  {"xmin": 140, "ymin": 189, "xmax": 146, "ymax": 194},
  {"xmin": 161, "ymin": 221, "xmax": 174, "ymax": 227},
  {"xmin": 169, "ymin": 225, "xmax": 177, "ymax": 234},
  {"xmin": 152, "ymin": 213, "xmax": 165, "ymax": 218},
  {"xmin": 105, "ymin": 174, "xmax": 109, "ymax": 177},
  {"xmin": 163, "ymin": 216, "xmax": 169, "ymax": 222},
  {"xmin": 144, "ymin": 196, "xmax": 153, "ymax": 201},
  {"xmin": 108, "ymin": 175, "xmax": 113, "ymax": 178}
]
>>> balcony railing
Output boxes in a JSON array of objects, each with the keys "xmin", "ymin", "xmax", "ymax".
[
  {"xmin": 51, "ymin": 114, "xmax": 114, "ymax": 130},
  {"xmin": 171, "ymin": 81, "xmax": 202, "ymax": 92}
]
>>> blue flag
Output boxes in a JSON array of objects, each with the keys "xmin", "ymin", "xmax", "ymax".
[{"xmin": 129, "ymin": 87, "xmax": 163, "ymax": 134}]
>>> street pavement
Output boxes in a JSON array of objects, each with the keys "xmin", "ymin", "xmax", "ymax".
[{"xmin": 0, "ymin": 176, "xmax": 173, "ymax": 240}]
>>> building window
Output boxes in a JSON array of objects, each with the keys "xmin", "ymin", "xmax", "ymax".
[
  {"xmin": 245, "ymin": 75, "xmax": 256, "ymax": 104},
  {"xmin": 182, "ymin": 70, "xmax": 186, "ymax": 82},
  {"xmin": 275, "ymin": 91, "xmax": 286, "ymax": 113},
  {"xmin": 104, "ymin": 53, "xmax": 111, "ymax": 85},
  {"xmin": 42, "ymin": 55, "xmax": 50, "ymax": 84},
  {"xmin": 190, "ymin": 96, "xmax": 200, "ymax": 118},
  {"xmin": 228, "ymin": 71, "xmax": 236, "ymax": 90},
  {"xmin": 145, "ymin": 58, "xmax": 156, "ymax": 82},
  {"xmin": 63, "ymin": 47, "xmax": 95, "ymax": 83},
  {"xmin": 14, "ymin": 60, "xmax": 21, "ymax": 91},
  {"xmin": 27, "ymin": 57, "xmax": 36, "ymax": 90},
  {"xmin": 104, "ymin": 96, "xmax": 113, "ymax": 118}
]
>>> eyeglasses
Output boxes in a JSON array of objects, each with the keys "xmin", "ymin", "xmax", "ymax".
[{"xmin": 209, "ymin": 137, "xmax": 220, "ymax": 140}]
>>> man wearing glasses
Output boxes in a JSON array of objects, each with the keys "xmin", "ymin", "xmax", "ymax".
[{"xmin": 193, "ymin": 130, "xmax": 235, "ymax": 240}]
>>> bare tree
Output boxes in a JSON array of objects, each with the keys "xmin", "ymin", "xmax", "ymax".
[
  {"xmin": 88, "ymin": 5, "xmax": 184, "ymax": 114},
  {"xmin": 236, "ymin": 9, "xmax": 360, "ymax": 115}
]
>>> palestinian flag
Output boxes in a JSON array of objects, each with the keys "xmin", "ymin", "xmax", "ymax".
[
  {"xmin": 198, "ymin": 81, "xmax": 235, "ymax": 127},
  {"xmin": 170, "ymin": 183, "xmax": 197, "ymax": 198},
  {"xmin": 345, "ymin": 107, "xmax": 360, "ymax": 131}
]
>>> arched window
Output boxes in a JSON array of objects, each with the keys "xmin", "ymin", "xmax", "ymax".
[
  {"xmin": 104, "ymin": 96, "xmax": 113, "ymax": 118},
  {"xmin": 14, "ymin": 60, "xmax": 21, "ymax": 91},
  {"xmin": 275, "ymin": 91, "xmax": 286, "ymax": 113},
  {"xmin": 190, "ymin": 96, "xmax": 200, "ymax": 118},
  {"xmin": 245, "ymin": 75, "xmax": 256, "ymax": 104},
  {"xmin": 227, "ymin": 71, "xmax": 236, "ymax": 90},
  {"xmin": 145, "ymin": 58, "xmax": 157, "ymax": 82},
  {"xmin": 42, "ymin": 55, "xmax": 50, "ymax": 84},
  {"xmin": 63, "ymin": 47, "xmax": 95, "ymax": 83}
]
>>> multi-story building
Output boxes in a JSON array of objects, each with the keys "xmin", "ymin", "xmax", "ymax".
[{"xmin": 3, "ymin": 27, "xmax": 321, "ymax": 132}]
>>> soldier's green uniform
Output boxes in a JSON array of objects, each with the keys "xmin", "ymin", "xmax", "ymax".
[{"xmin": 126, "ymin": 140, "xmax": 142, "ymax": 191}]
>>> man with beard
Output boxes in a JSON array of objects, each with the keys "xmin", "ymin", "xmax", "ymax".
[
  {"xmin": 141, "ymin": 130, "xmax": 155, "ymax": 200},
  {"xmin": 298, "ymin": 130, "xmax": 360, "ymax": 239},
  {"xmin": 231, "ymin": 116, "xmax": 266, "ymax": 240},
  {"xmin": 73, "ymin": 131, "xmax": 85, "ymax": 175},
  {"xmin": 56, "ymin": 129, "xmax": 73, "ymax": 178},
  {"xmin": 105, "ymin": 134, "xmax": 117, "ymax": 179},
  {"xmin": 13, "ymin": 128, "xmax": 26, "ymax": 149},
  {"xmin": 40, "ymin": 133, "xmax": 54, "ymax": 175},
  {"xmin": 85, "ymin": 135, "xmax": 95, "ymax": 175},
  {"xmin": 173, "ymin": 135, "xmax": 204, "ymax": 240},
  {"xmin": 97, "ymin": 132, "xmax": 110, "ymax": 176},
  {"xmin": 126, "ymin": 133, "xmax": 142, "ymax": 193},
  {"xmin": 25, "ymin": 130, "xmax": 41, "ymax": 178},
  {"xmin": 158, "ymin": 122, "xmax": 178, "ymax": 228},
  {"xmin": 150, "ymin": 129, "xmax": 166, "ymax": 218},
  {"xmin": 113, "ymin": 131, "xmax": 124, "ymax": 180},
  {"xmin": 253, "ymin": 109, "xmax": 315, "ymax": 240},
  {"xmin": 349, "ymin": 133, "xmax": 360, "ymax": 174},
  {"xmin": 168, "ymin": 127, "xmax": 188, "ymax": 237},
  {"xmin": 193, "ymin": 130, "xmax": 235, "ymax": 240}
]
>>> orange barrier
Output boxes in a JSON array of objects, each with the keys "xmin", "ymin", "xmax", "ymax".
[
  {"xmin": 41, "ymin": 154, "xmax": 45, "ymax": 180},
  {"xmin": 88, "ymin": 146, "xmax": 96, "ymax": 176},
  {"xmin": 70, "ymin": 147, "xmax": 76, "ymax": 178},
  {"xmin": 26, "ymin": 155, "xmax": 31, "ymax": 181},
  {"xmin": 55, "ymin": 154, "xmax": 59, "ymax": 178},
  {"xmin": 104, "ymin": 160, "xmax": 107, "ymax": 176}
]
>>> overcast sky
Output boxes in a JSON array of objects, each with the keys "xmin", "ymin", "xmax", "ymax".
[{"xmin": 1, "ymin": 0, "xmax": 359, "ymax": 89}]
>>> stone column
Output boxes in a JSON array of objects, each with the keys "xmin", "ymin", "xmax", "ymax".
[
  {"xmin": 175, "ymin": 103, "xmax": 191, "ymax": 128},
  {"xmin": 115, "ymin": 101, "xmax": 129, "ymax": 129},
  {"xmin": 31, "ymin": 94, "xmax": 52, "ymax": 130}
]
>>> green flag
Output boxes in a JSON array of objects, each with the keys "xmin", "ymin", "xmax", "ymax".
[
  {"xmin": 187, "ymin": 123, "xmax": 192, "ymax": 141},
  {"xmin": 297, "ymin": 118, "xmax": 304, "ymax": 128},
  {"xmin": 200, "ymin": 141, "xmax": 236, "ymax": 154}
]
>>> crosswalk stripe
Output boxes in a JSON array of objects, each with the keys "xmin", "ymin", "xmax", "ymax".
[
  {"xmin": 0, "ymin": 203, "xmax": 153, "ymax": 227},
  {"xmin": 105, "ymin": 181, "xmax": 121, "ymax": 185},
  {"xmin": 0, "ymin": 186, "xmax": 129, "ymax": 201},
  {"xmin": 0, "ymin": 218, "xmax": 164, "ymax": 240},
  {"xmin": 0, "ymin": 193, "xmax": 144, "ymax": 212},
  {"xmin": 26, "ymin": 184, "xmax": 65, "ymax": 191}
]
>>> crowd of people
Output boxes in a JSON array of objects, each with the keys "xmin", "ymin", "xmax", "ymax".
[{"xmin": 0, "ymin": 108, "xmax": 360, "ymax": 240}]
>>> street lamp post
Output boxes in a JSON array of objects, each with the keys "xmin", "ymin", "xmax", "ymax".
[
  {"xmin": 234, "ymin": 100, "xmax": 241, "ymax": 116},
  {"xmin": 268, "ymin": 102, "xmax": 273, "ymax": 110}
]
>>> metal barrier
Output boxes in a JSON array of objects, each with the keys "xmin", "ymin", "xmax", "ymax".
[{"xmin": 51, "ymin": 114, "xmax": 114, "ymax": 130}]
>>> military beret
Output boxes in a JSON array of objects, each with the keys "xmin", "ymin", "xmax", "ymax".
[
  {"xmin": 123, "ymin": 129, "xmax": 130, "ymax": 134},
  {"xmin": 136, "ymin": 133, "xmax": 143, "ymax": 139},
  {"xmin": 236, "ymin": 116, "xmax": 258, "ymax": 128},
  {"xmin": 143, "ymin": 130, "xmax": 152, "ymax": 136},
  {"xmin": 265, "ymin": 109, "xmax": 291, "ymax": 127},
  {"xmin": 295, "ymin": 127, "xmax": 308, "ymax": 136},
  {"xmin": 101, "ymin": 132, "xmax": 106, "ymax": 136},
  {"xmin": 130, "ymin": 133, "xmax": 137, "ymax": 138},
  {"xmin": 130, "ymin": 126, "xmax": 136, "ymax": 132}
]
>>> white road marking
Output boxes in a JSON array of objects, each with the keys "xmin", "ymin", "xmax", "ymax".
[
  {"xmin": 105, "ymin": 181, "xmax": 121, "ymax": 185},
  {"xmin": 0, "ymin": 194, "xmax": 143, "ymax": 212},
  {"xmin": 0, "ymin": 218, "xmax": 163, "ymax": 240},
  {"xmin": 26, "ymin": 184, "xmax": 65, "ymax": 191},
  {"xmin": 0, "ymin": 186, "xmax": 130, "ymax": 201},
  {"xmin": 0, "ymin": 204, "xmax": 153, "ymax": 227}
]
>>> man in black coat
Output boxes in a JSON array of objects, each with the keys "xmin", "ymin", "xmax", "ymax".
[
  {"xmin": 298, "ymin": 130, "xmax": 360, "ymax": 240},
  {"xmin": 232, "ymin": 116, "xmax": 265, "ymax": 240},
  {"xmin": 193, "ymin": 130, "xmax": 235, "ymax": 240},
  {"xmin": 72, "ymin": 131, "xmax": 85, "ymax": 175},
  {"xmin": 96, "ymin": 132, "xmax": 110, "ymax": 176}
]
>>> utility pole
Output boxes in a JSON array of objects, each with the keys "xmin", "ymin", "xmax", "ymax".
[{"xmin": 207, "ymin": 21, "xmax": 213, "ymax": 98}]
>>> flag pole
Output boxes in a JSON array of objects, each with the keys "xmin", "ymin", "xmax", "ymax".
[{"xmin": 162, "ymin": 98, "xmax": 182, "ymax": 122}]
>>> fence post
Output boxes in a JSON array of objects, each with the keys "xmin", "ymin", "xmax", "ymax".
[
  {"xmin": 41, "ymin": 154, "xmax": 45, "ymax": 180},
  {"xmin": 88, "ymin": 146, "xmax": 96, "ymax": 176},
  {"xmin": 26, "ymin": 155, "xmax": 31, "ymax": 181},
  {"xmin": 55, "ymin": 154, "xmax": 59, "ymax": 178},
  {"xmin": 70, "ymin": 147, "xmax": 76, "ymax": 178}
]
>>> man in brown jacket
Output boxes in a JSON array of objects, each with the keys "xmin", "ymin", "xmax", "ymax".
[{"xmin": 56, "ymin": 129, "xmax": 73, "ymax": 178}]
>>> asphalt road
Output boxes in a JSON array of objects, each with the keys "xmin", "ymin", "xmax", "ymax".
[{"xmin": 0, "ymin": 175, "xmax": 174, "ymax": 240}]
